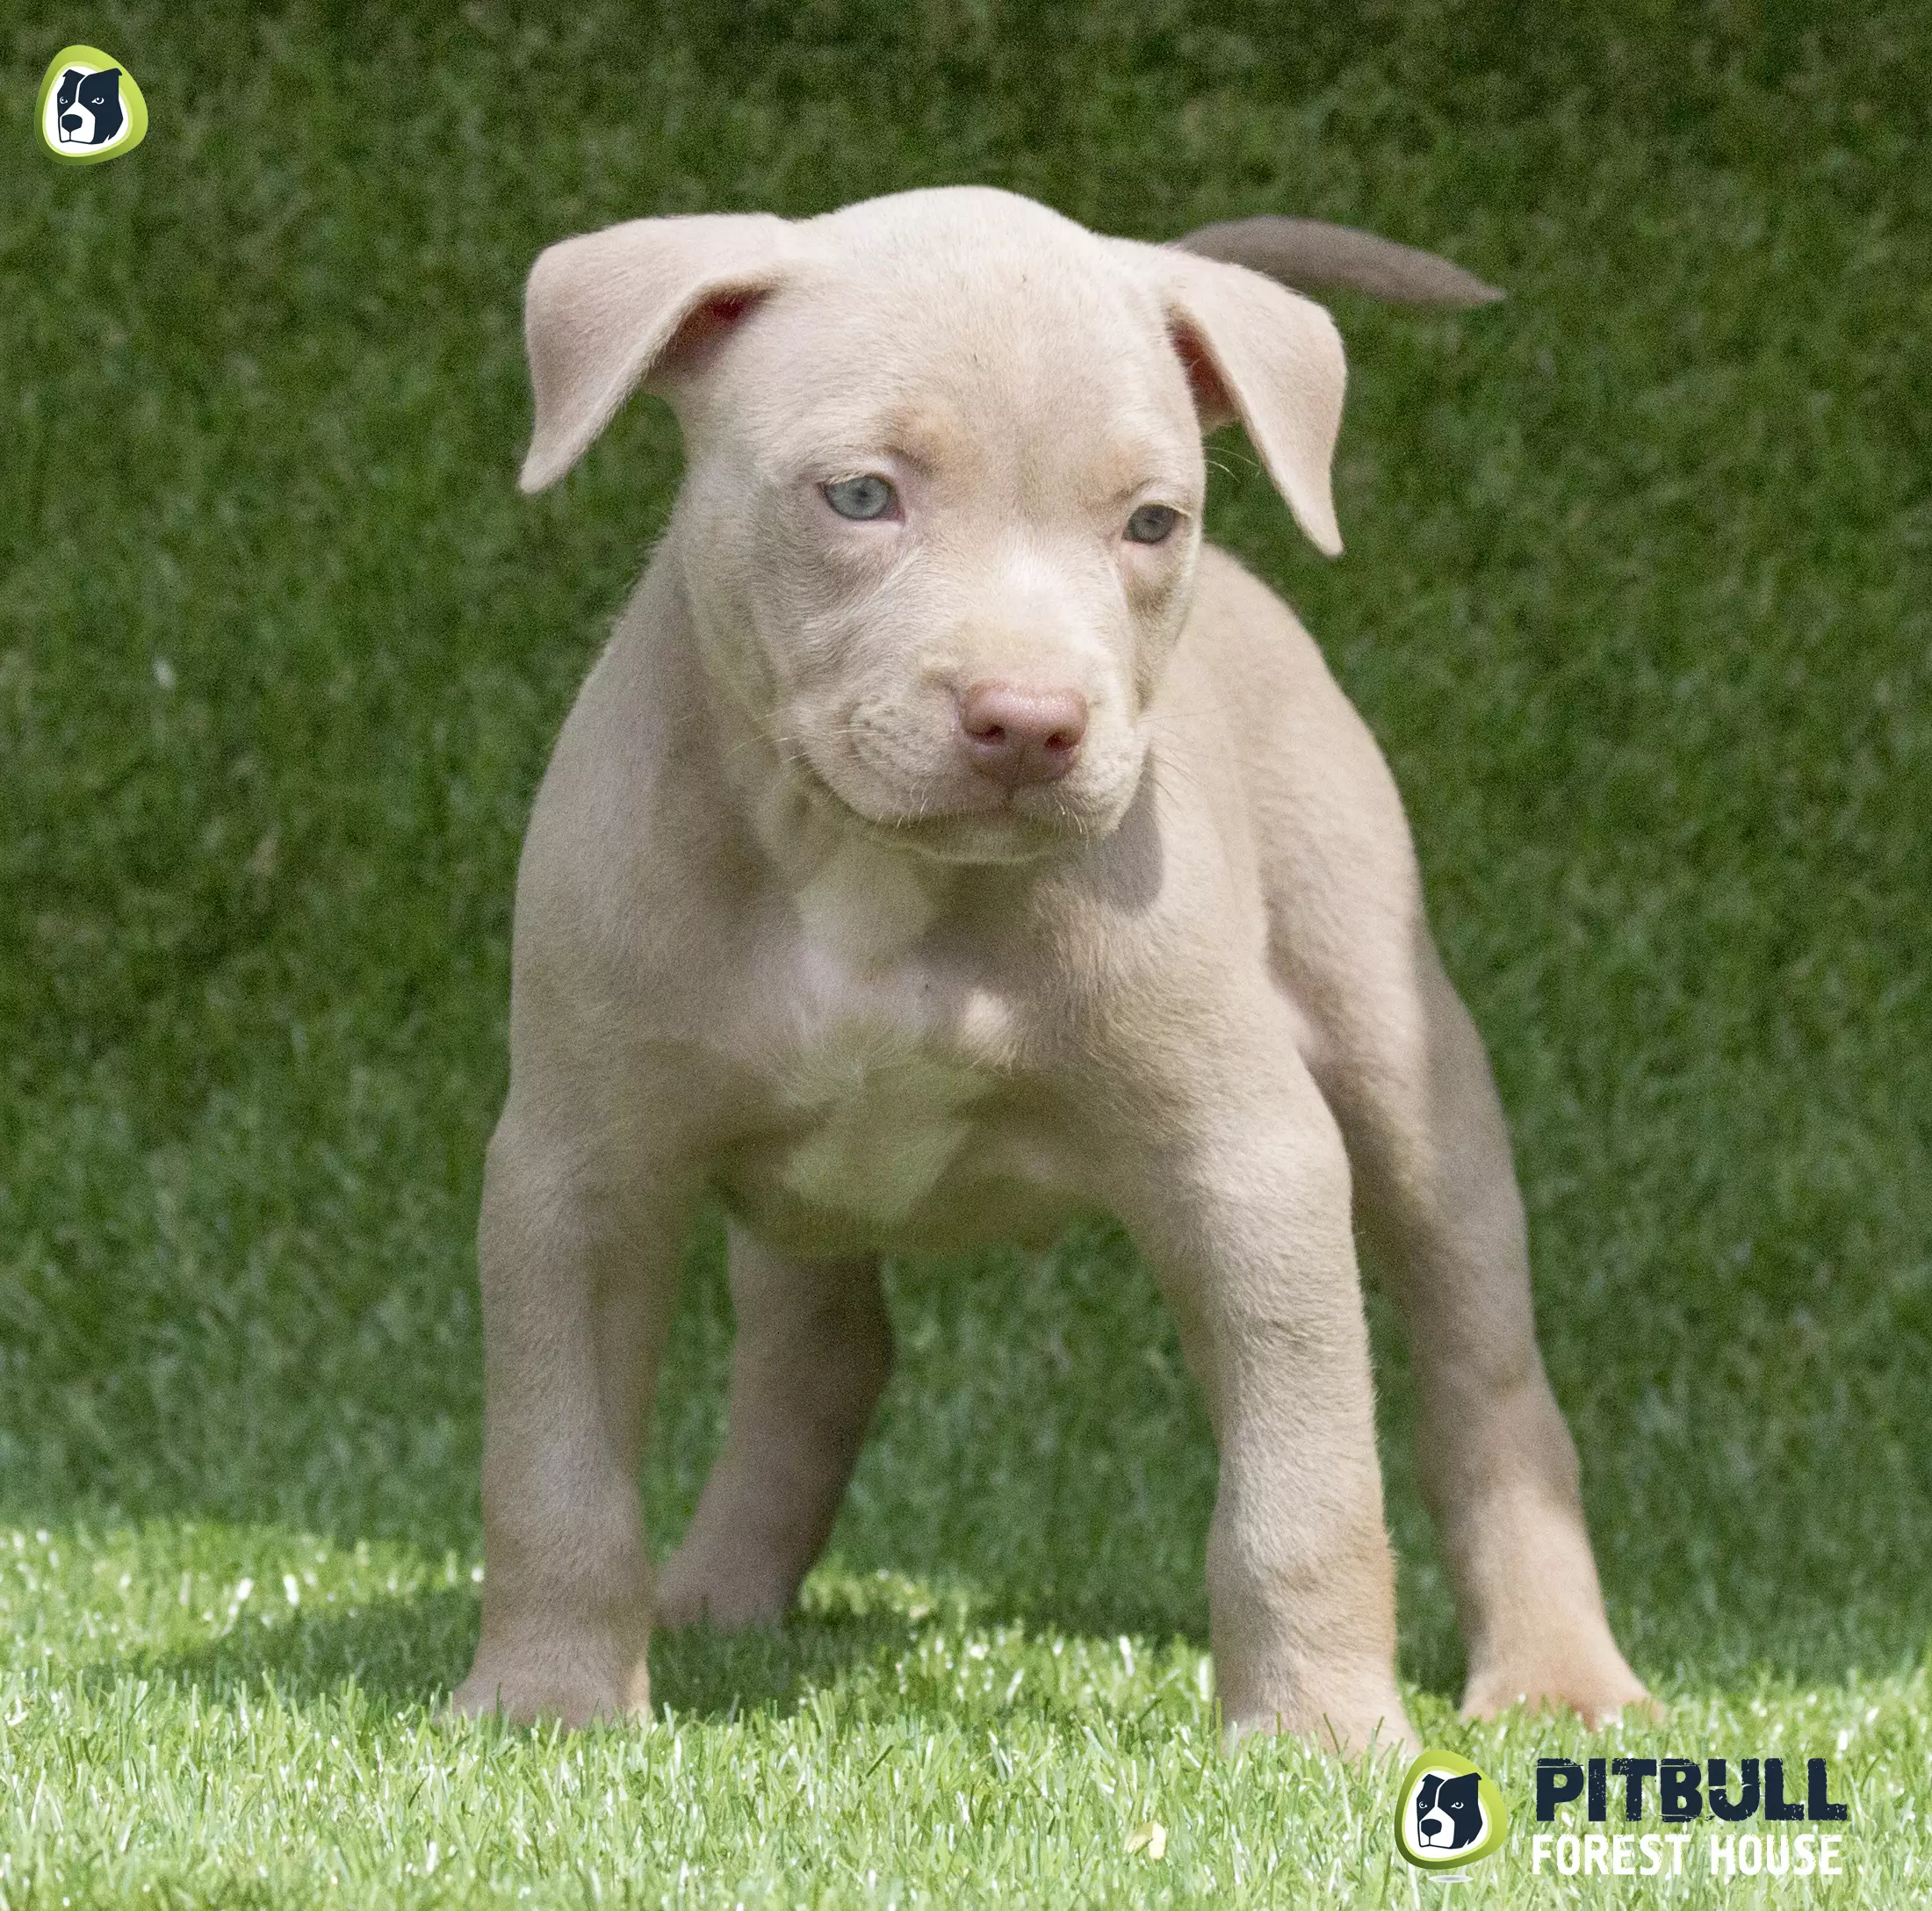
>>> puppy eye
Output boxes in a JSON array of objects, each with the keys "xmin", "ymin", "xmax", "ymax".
[
  {"xmin": 823, "ymin": 474, "xmax": 898, "ymax": 521},
  {"xmin": 1124, "ymin": 503, "xmax": 1179, "ymax": 544}
]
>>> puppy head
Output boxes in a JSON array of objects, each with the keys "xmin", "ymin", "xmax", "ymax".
[{"xmin": 519, "ymin": 187, "xmax": 1346, "ymax": 864}]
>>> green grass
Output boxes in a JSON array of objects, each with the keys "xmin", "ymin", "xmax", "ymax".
[{"xmin": 4, "ymin": 2, "xmax": 1930, "ymax": 1902}]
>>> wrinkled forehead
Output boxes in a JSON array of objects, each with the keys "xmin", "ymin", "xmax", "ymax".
[{"xmin": 733, "ymin": 212, "xmax": 1200, "ymax": 487}]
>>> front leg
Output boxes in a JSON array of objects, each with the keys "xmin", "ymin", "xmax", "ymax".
[
  {"xmin": 1109, "ymin": 1028, "xmax": 1416, "ymax": 1758},
  {"xmin": 452, "ymin": 1106, "xmax": 688, "ymax": 1726}
]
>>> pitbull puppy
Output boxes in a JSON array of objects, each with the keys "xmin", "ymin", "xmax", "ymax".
[{"xmin": 453, "ymin": 185, "xmax": 1647, "ymax": 1753}]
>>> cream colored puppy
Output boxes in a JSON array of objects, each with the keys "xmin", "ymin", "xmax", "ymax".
[{"xmin": 452, "ymin": 186, "xmax": 1647, "ymax": 1754}]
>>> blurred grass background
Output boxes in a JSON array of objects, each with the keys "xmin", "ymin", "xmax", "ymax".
[{"xmin": 1, "ymin": 2, "xmax": 1928, "ymax": 1902}]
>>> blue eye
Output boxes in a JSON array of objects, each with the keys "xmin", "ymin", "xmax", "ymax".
[
  {"xmin": 1125, "ymin": 503, "xmax": 1179, "ymax": 544},
  {"xmin": 823, "ymin": 474, "xmax": 898, "ymax": 520}
]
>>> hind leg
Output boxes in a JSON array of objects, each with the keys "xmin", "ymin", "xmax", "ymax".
[
  {"xmin": 656, "ymin": 1226, "xmax": 893, "ymax": 1626},
  {"xmin": 1307, "ymin": 932, "xmax": 1648, "ymax": 1723}
]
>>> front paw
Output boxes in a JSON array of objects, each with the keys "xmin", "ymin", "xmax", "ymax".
[
  {"xmin": 1220, "ymin": 1669, "xmax": 1419, "ymax": 1762},
  {"xmin": 451, "ymin": 1638, "xmax": 651, "ymax": 1728},
  {"xmin": 1461, "ymin": 1649, "xmax": 1655, "ymax": 1730},
  {"xmin": 1224, "ymin": 1705, "xmax": 1420, "ymax": 1763}
]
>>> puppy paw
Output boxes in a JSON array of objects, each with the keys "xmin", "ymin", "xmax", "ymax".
[
  {"xmin": 654, "ymin": 1547, "xmax": 796, "ymax": 1629},
  {"xmin": 1461, "ymin": 1653, "xmax": 1655, "ymax": 1731},
  {"xmin": 1221, "ymin": 1685, "xmax": 1419, "ymax": 1762},
  {"xmin": 451, "ymin": 1644, "xmax": 650, "ymax": 1729}
]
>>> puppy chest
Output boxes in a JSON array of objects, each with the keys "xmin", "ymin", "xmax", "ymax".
[{"xmin": 773, "ymin": 1026, "xmax": 995, "ymax": 1227}]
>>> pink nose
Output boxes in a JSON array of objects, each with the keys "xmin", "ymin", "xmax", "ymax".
[{"xmin": 956, "ymin": 681, "xmax": 1089, "ymax": 788}]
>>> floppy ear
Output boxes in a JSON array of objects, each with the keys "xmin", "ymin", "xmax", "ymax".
[
  {"xmin": 519, "ymin": 213, "xmax": 798, "ymax": 494},
  {"xmin": 1156, "ymin": 248, "xmax": 1348, "ymax": 557}
]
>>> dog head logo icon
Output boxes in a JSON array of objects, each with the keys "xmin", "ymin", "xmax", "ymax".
[
  {"xmin": 1396, "ymin": 1749, "xmax": 1510, "ymax": 1871},
  {"xmin": 38, "ymin": 46, "xmax": 148, "ymax": 164}
]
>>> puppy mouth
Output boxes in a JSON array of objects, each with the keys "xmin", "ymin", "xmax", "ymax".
[{"xmin": 790, "ymin": 751, "xmax": 1112, "ymax": 864}]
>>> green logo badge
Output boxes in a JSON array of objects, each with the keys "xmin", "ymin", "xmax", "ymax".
[
  {"xmin": 38, "ymin": 46, "xmax": 148, "ymax": 164},
  {"xmin": 1395, "ymin": 1749, "xmax": 1510, "ymax": 1872}
]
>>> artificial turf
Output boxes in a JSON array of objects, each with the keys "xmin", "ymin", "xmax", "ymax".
[{"xmin": 3, "ymin": 3, "xmax": 1929, "ymax": 1902}]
